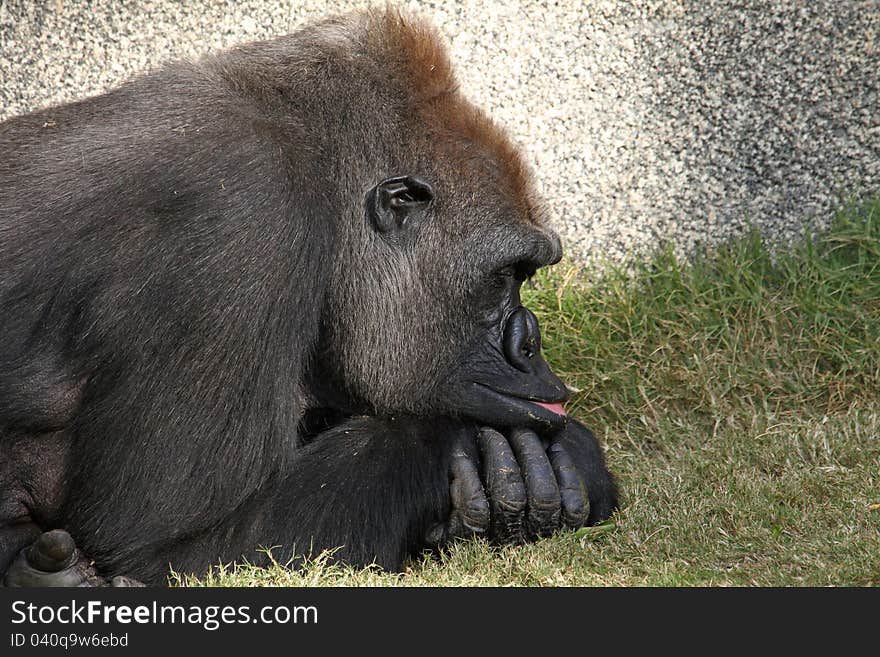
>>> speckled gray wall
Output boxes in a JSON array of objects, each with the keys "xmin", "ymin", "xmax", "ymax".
[{"xmin": 1, "ymin": 0, "xmax": 878, "ymax": 266}]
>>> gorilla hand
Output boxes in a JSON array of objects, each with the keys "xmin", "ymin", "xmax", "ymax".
[
  {"xmin": 2, "ymin": 530, "xmax": 143, "ymax": 587},
  {"xmin": 426, "ymin": 418, "xmax": 617, "ymax": 548},
  {"xmin": 477, "ymin": 421, "xmax": 611, "ymax": 544}
]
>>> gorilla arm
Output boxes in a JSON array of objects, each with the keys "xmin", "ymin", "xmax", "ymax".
[
  {"xmin": 3, "ymin": 413, "xmax": 615, "ymax": 585},
  {"xmin": 170, "ymin": 415, "xmax": 614, "ymax": 574},
  {"xmin": 4, "ymin": 416, "xmax": 456, "ymax": 584}
]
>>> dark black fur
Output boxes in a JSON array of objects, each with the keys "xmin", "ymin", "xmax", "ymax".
[{"xmin": 0, "ymin": 9, "xmax": 616, "ymax": 585}]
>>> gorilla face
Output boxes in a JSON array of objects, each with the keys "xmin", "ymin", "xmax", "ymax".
[{"xmin": 319, "ymin": 164, "xmax": 569, "ymax": 432}]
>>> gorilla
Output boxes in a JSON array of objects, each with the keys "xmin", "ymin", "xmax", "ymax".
[{"xmin": 0, "ymin": 8, "xmax": 617, "ymax": 586}]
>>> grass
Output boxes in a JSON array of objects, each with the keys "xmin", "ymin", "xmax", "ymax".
[{"xmin": 182, "ymin": 199, "xmax": 880, "ymax": 586}]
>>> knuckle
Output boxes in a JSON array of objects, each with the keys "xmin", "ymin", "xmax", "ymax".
[
  {"xmin": 529, "ymin": 496, "xmax": 561, "ymax": 513},
  {"xmin": 464, "ymin": 495, "xmax": 490, "ymax": 528},
  {"xmin": 494, "ymin": 496, "xmax": 526, "ymax": 515}
]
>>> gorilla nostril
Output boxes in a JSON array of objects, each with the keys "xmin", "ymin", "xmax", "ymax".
[{"xmin": 503, "ymin": 307, "xmax": 542, "ymax": 372}]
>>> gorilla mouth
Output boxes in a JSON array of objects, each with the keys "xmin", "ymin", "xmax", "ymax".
[
  {"xmin": 497, "ymin": 390, "xmax": 567, "ymax": 418},
  {"xmin": 473, "ymin": 383, "xmax": 569, "ymax": 429}
]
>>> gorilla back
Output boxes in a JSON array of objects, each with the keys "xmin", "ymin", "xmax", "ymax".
[{"xmin": 0, "ymin": 9, "xmax": 616, "ymax": 584}]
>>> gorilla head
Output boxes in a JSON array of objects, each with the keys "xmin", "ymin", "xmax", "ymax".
[{"xmin": 303, "ymin": 11, "xmax": 569, "ymax": 429}]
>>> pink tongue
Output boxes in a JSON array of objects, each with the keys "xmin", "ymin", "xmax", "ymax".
[{"xmin": 533, "ymin": 401, "xmax": 567, "ymax": 416}]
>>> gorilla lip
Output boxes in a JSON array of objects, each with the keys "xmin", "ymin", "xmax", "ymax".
[
  {"xmin": 473, "ymin": 383, "xmax": 569, "ymax": 426},
  {"xmin": 531, "ymin": 401, "xmax": 567, "ymax": 416}
]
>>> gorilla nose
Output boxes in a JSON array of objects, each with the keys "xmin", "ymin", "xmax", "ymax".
[
  {"xmin": 501, "ymin": 306, "xmax": 569, "ymax": 404},
  {"xmin": 503, "ymin": 307, "xmax": 545, "ymax": 373}
]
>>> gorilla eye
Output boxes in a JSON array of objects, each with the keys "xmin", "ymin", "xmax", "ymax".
[
  {"xmin": 496, "ymin": 261, "xmax": 537, "ymax": 283},
  {"xmin": 367, "ymin": 175, "xmax": 434, "ymax": 234}
]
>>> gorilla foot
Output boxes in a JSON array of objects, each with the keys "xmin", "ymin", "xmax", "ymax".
[{"xmin": 2, "ymin": 529, "xmax": 143, "ymax": 587}]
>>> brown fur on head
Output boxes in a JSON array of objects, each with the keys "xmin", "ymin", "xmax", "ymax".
[{"xmin": 365, "ymin": 9, "xmax": 544, "ymax": 221}]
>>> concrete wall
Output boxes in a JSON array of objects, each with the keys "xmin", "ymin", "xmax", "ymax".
[{"xmin": 2, "ymin": 0, "xmax": 878, "ymax": 265}]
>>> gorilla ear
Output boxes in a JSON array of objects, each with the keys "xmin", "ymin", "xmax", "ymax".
[{"xmin": 367, "ymin": 176, "xmax": 434, "ymax": 234}]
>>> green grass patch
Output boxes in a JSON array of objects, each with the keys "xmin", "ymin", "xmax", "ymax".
[{"xmin": 185, "ymin": 200, "xmax": 880, "ymax": 586}]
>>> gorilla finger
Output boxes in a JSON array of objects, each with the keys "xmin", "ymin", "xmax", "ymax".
[
  {"xmin": 556, "ymin": 420, "xmax": 619, "ymax": 525},
  {"xmin": 477, "ymin": 427, "xmax": 526, "ymax": 544},
  {"xmin": 547, "ymin": 439, "xmax": 590, "ymax": 528},
  {"xmin": 424, "ymin": 434, "xmax": 489, "ymax": 546},
  {"xmin": 449, "ymin": 446, "xmax": 490, "ymax": 536},
  {"xmin": 508, "ymin": 428, "xmax": 561, "ymax": 539}
]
